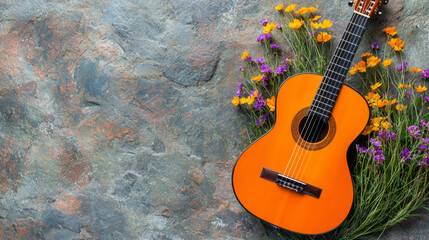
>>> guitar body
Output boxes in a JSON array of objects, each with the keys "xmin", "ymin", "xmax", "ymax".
[{"xmin": 232, "ymin": 73, "xmax": 369, "ymax": 234}]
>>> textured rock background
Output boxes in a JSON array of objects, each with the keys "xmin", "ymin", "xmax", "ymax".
[{"xmin": 0, "ymin": 0, "xmax": 428, "ymax": 239}]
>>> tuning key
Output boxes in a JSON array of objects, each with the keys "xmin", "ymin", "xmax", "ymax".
[
  {"xmin": 348, "ymin": 0, "xmax": 354, "ymax": 7},
  {"xmin": 376, "ymin": 9, "xmax": 383, "ymax": 16},
  {"xmin": 382, "ymin": 0, "xmax": 389, "ymax": 4}
]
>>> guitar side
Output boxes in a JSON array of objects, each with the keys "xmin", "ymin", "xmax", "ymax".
[{"xmin": 232, "ymin": 73, "xmax": 370, "ymax": 235}]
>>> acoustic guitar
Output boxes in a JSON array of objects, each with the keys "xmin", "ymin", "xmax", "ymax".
[{"xmin": 232, "ymin": 0, "xmax": 387, "ymax": 234}]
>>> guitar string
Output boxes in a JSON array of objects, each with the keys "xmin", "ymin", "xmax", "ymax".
[
  {"xmin": 286, "ymin": 12, "xmax": 365, "ymax": 179},
  {"xmin": 293, "ymin": 13, "xmax": 367, "ymax": 180},
  {"xmin": 294, "ymin": 13, "xmax": 368, "ymax": 181},
  {"xmin": 282, "ymin": 12, "xmax": 363, "ymax": 177}
]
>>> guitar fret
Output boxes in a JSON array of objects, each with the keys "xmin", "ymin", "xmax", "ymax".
[
  {"xmin": 338, "ymin": 47, "xmax": 354, "ymax": 55},
  {"xmin": 345, "ymin": 30, "xmax": 362, "ymax": 39},
  {"xmin": 343, "ymin": 40, "xmax": 358, "ymax": 47},
  {"xmin": 326, "ymin": 69, "xmax": 346, "ymax": 78},
  {"xmin": 313, "ymin": 99, "xmax": 335, "ymax": 108},
  {"xmin": 349, "ymin": 21, "xmax": 366, "ymax": 30},
  {"xmin": 320, "ymin": 81, "xmax": 341, "ymax": 91},
  {"xmin": 318, "ymin": 88, "xmax": 338, "ymax": 98},
  {"xmin": 333, "ymin": 55, "xmax": 352, "ymax": 64},
  {"xmin": 311, "ymin": 104, "xmax": 331, "ymax": 115},
  {"xmin": 331, "ymin": 62, "xmax": 349, "ymax": 71},
  {"xmin": 317, "ymin": 94, "xmax": 336, "ymax": 103},
  {"xmin": 308, "ymin": 109, "xmax": 330, "ymax": 119}
]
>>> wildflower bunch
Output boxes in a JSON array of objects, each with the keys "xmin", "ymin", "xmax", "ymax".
[{"xmin": 231, "ymin": 3, "xmax": 429, "ymax": 240}]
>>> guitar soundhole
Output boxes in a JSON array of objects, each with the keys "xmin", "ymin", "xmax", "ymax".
[{"xmin": 298, "ymin": 116, "xmax": 329, "ymax": 143}]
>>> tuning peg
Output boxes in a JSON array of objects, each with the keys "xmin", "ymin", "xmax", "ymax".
[
  {"xmin": 348, "ymin": 0, "xmax": 354, "ymax": 7},
  {"xmin": 375, "ymin": 9, "xmax": 383, "ymax": 16},
  {"xmin": 382, "ymin": 0, "xmax": 389, "ymax": 4}
]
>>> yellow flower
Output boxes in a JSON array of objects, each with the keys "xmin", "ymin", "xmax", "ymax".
[
  {"xmin": 309, "ymin": 15, "xmax": 321, "ymax": 22},
  {"xmin": 388, "ymin": 38, "xmax": 405, "ymax": 51},
  {"xmin": 247, "ymin": 96, "xmax": 255, "ymax": 105},
  {"xmin": 350, "ymin": 60, "xmax": 366, "ymax": 74},
  {"xmin": 266, "ymin": 96, "xmax": 276, "ymax": 112},
  {"xmin": 415, "ymin": 85, "xmax": 427, "ymax": 92},
  {"xmin": 275, "ymin": 3, "xmax": 283, "ymax": 11},
  {"xmin": 231, "ymin": 96, "xmax": 240, "ymax": 106},
  {"xmin": 310, "ymin": 22, "xmax": 320, "ymax": 29},
  {"xmin": 295, "ymin": 7, "xmax": 307, "ymax": 15},
  {"xmin": 239, "ymin": 97, "xmax": 247, "ymax": 104},
  {"xmin": 370, "ymin": 82, "xmax": 382, "ymax": 90},
  {"xmin": 263, "ymin": 23, "xmax": 277, "ymax": 34},
  {"xmin": 361, "ymin": 52, "xmax": 372, "ymax": 58},
  {"xmin": 362, "ymin": 125, "xmax": 372, "ymax": 135},
  {"xmin": 241, "ymin": 51, "xmax": 249, "ymax": 60},
  {"xmin": 390, "ymin": 99, "xmax": 398, "ymax": 105},
  {"xmin": 320, "ymin": 19, "xmax": 332, "ymax": 29},
  {"xmin": 316, "ymin": 32, "xmax": 331, "ymax": 43},
  {"xmin": 410, "ymin": 68, "xmax": 423, "ymax": 72},
  {"xmin": 285, "ymin": 4, "xmax": 297, "ymax": 12},
  {"xmin": 395, "ymin": 104, "xmax": 407, "ymax": 111},
  {"xmin": 371, "ymin": 116, "xmax": 388, "ymax": 125},
  {"xmin": 382, "ymin": 26, "xmax": 397, "ymax": 36},
  {"xmin": 382, "ymin": 121, "xmax": 391, "ymax": 130},
  {"xmin": 251, "ymin": 75, "xmax": 264, "ymax": 82},
  {"xmin": 366, "ymin": 56, "xmax": 381, "ymax": 68},
  {"xmin": 377, "ymin": 99, "xmax": 390, "ymax": 108},
  {"xmin": 307, "ymin": 7, "xmax": 317, "ymax": 13},
  {"xmin": 382, "ymin": 59, "xmax": 393, "ymax": 67},
  {"xmin": 289, "ymin": 19, "xmax": 305, "ymax": 29}
]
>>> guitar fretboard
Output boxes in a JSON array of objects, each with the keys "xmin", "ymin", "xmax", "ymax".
[{"xmin": 308, "ymin": 13, "xmax": 369, "ymax": 122}]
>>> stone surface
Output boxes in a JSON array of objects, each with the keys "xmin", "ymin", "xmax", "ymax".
[{"xmin": 0, "ymin": 0, "xmax": 428, "ymax": 239}]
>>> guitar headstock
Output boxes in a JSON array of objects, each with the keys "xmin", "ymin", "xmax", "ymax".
[{"xmin": 348, "ymin": 0, "xmax": 389, "ymax": 18}]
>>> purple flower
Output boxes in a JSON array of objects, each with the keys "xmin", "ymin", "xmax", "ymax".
[
  {"xmin": 418, "ymin": 155, "xmax": 429, "ymax": 167},
  {"xmin": 425, "ymin": 96, "xmax": 429, "ymax": 103},
  {"xmin": 270, "ymin": 44, "xmax": 281, "ymax": 50},
  {"xmin": 253, "ymin": 94, "xmax": 266, "ymax": 111},
  {"xmin": 239, "ymin": 65, "xmax": 244, "ymax": 71},
  {"xmin": 370, "ymin": 42, "xmax": 379, "ymax": 50},
  {"xmin": 256, "ymin": 33, "xmax": 272, "ymax": 42},
  {"xmin": 245, "ymin": 56, "xmax": 255, "ymax": 62},
  {"xmin": 408, "ymin": 125, "xmax": 421, "ymax": 139},
  {"xmin": 420, "ymin": 120, "xmax": 427, "ymax": 128},
  {"xmin": 356, "ymin": 144, "xmax": 368, "ymax": 153},
  {"xmin": 276, "ymin": 24, "xmax": 282, "ymax": 29},
  {"xmin": 397, "ymin": 62, "xmax": 408, "ymax": 72},
  {"xmin": 378, "ymin": 130, "xmax": 397, "ymax": 141},
  {"xmin": 256, "ymin": 113, "xmax": 269, "ymax": 126},
  {"xmin": 260, "ymin": 64, "xmax": 273, "ymax": 74},
  {"xmin": 419, "ymin": 144, "xmax": 427, "ymax": 151},
  {"xmin": 308, "ymin": 30, "xmax": 315, "ymax": 37},
  {"xmin": 400, "ymin": 148, "xmax": 412, "ymax": 162},
  {"xmin": 262, "ymin": 75, "xmax": 270, "ymax": 86},
  {"xmin": 275, "ymin": 64, "xmax": 288, "ymax": 75},
  {"xmin": 235, "ymin": 83, "xmax": 243, "ymax": 97},
  {"xmin": 260, "ymin": 19, "xmax": 268, "ymax": 26},
  {"xmin": 256, "ymin": 58, "xmax": 265, "ymax": 64},
  {"xmin": 422, "ymin": 69, "xmax": 429, "ymax": 80}
]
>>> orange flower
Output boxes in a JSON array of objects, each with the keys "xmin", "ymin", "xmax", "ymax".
[
  {"xmin": 246, "ymin": 96, "xmax": 255, "ymax": 105},
  {"xmin": 395, "ymin": 104, "xmax": 407, "ymax": 111},
  {"xmin": 382, "ymin": 59, "xmax": 393, "ymax": 67},
  {"xmin": 366, "ymin": 56, "xmax": 381, "ymax": 68},
  {"xmin": 382, "ymin": 121, "xmax": 391, "ymax": 130},
  {"xmin": 309, "ymin": 15, "xmax": 321, "ymax": 22},
  {"xmin": 231, "ymin": 96, "xmax": 240, "ymax": 106},
  {"xmin": 307, "ymin": 7, "xmax": 317, "ymax": 13},
  {"xmin": 415, "ymin": 85, "xmax": 427, "ymax": 92},
  {"xmin": 398, "ymin": 83, "xmax": 411, "ymax": 89},
  {"xmin": 275, "ymin": 3, "xmax": 283, "ymax": 11},
  {"xmin": 239, "ymin": 97, "xmax": 247, "ymax": 104},
  {"xmin": 295, "ymin": 7, "xmax": 307, "ymax": 14},
  {"xmin": 362, "ymin": 125, "xmax": 372, "ymax": 135},
  {"xmin": 350, "ymin": 60, "xmax": 366, "ymax": 74},
  {"xmin": 410, "ymin": 68, "xmax": 423, "ymax": 72},
  {"xmin": 382, "ymin": 26, "xmax": 397, "ymax": 36},
  {"xmin": 370, "ymin": 82, "xmax": 382, "ymax": 90},
  {"xmin": 285, "ymin": 4, "xmax": 297, "ymax": 12},
  {"xmin": 289, "ymin": 19, "xmax": 305, "ymax": 29},
  {"xmin": 388, "ymin": 38, "xmax": 405, "ymax": 51},
  {"xmin": 361, "ymin": 52, "xmax": 372, "ymax": 58},
  {"xmin": 316, "ymin": 32, "xmax": 332, "ymax": 42},
  {"xmin": 320, "ymin": 19, "xmax": 332, "ymax": 29},
  {"xmin": 390, "ymin": 99, "xmax": 398, "ymax": 105},
  {"xmin": 251, "ymin": 75, "xmax": 264, "ymax": 82},
  {"xmin": 241, "ymin": 51, "xmax": 249, "ymax": 60},
  {"xmin": 263, "ymin": 23, "xmax": 277, "ymax": 34},
  {"xmin": 266, "ymin": 96, "xmax": 276, "ymax": 112}
]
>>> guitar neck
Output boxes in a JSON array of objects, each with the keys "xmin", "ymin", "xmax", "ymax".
[{"xmin": 308, "ymin": 12, "xmax": 369, "ymax": 122}]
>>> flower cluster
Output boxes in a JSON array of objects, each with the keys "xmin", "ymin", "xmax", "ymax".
[{"xmin": 357, "ymin": 138, "xmax": 386, "ymax": 165}]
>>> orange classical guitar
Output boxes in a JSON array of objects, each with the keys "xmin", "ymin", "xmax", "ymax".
[{"xmin": 232, "ymin": 0, "xmax": 386, "ymax": 235}]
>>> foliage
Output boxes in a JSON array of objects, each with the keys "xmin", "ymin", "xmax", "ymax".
[{"xmin": 232, "ymin": 3, "xmax": 429, "ymax": 240}]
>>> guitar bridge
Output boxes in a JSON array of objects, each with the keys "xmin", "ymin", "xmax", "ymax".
[{"xmin": 260, "ymin": 168, "xmax": 322, "ymax": 199}]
